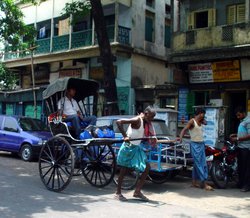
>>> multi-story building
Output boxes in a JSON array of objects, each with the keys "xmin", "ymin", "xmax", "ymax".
[
  {"xmin": 1, "ymin": 0, "xmax": 173, "ymax": 119},
  {"xmin": 171, "ymin": 0, "xmax": 250, "ymax": 134}
]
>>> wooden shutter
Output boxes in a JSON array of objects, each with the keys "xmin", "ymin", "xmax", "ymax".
[
  {"xmin": 237, "ymin": 4, "xmax": 245, "ymax": 23},
  {"xmin": 227, "ymin": 5, "xmax": 236, "ymax": 24},
  {"xmin": 208, "ymin": 8, "xmax": 216, "ymax": 27},
  {"xmin": 187, "ymin": 12, "xmax": 194, "ymax": 30},
  {"xmin": 58, "ymin": 17, "xmax": 70, "ymax": 36},
  {"xmin": 145, "ymin": 16, "xmax": 153, "ymax": 42}
]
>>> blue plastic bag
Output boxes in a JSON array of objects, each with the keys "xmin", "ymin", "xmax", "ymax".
[{"xmin": 80, "ymin": 130, "xmax": 92, "ymax": 139}]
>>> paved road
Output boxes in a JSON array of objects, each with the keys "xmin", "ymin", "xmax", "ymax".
[{"xmin": 0, "ymin": 151, "xmax": 249, "ymax": 218}]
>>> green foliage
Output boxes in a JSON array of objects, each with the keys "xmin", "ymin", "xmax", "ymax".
[
  {"xmin": 0, "ymin": 63, "xmax": 18, "ymax": 90},
  {"xmin": 63, "ymin": 0, "xmax": 91, "ymax": 24},
  {"xmin": 0, "ymin": 0, "xmax": 36, "ymax": 52}
]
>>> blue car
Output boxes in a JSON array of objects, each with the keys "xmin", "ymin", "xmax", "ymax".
[{"xmin": 0, "ymin": 115, "xmax": 52, "ymax": 161}]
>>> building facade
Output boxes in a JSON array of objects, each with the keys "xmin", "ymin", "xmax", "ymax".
[
  {"xmin": 1, "ymin": 0, "xmax": 173, "ymax": 119},
  {"xmin": 171, "ymin": 0, "xmax": 250, "ymax": 135}
]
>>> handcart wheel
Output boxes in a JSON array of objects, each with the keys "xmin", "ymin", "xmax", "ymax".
[
  {"xmin": 148, "ymin": 171, "xmax": 170, "ymax": 184},
  {"xmin": 81, "ymin": 143, "xmax": 116, "ymax": 187},
  {"xmin": 38, "ymin": 136, "xmax": 74, "ymax": 192},
  {"xmin": 113, "ymin": 167, "xmax": 139, "ymax": 190}
]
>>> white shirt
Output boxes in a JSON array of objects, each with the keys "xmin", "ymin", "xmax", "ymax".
[
  {"xmin": 58, "ymin": 97, "xmax": 80, "ymax": 116},
  {"xmin": 126, "ymin": 117, "xmax": 144, "ymax": 145},
  {"xmin": 189, "ymin": 119, "xmax": 204, "ymax": 142}
]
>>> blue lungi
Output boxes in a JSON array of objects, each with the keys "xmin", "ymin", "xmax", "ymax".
[
  {"xmin": 190, "ymin": 141, "xmax": 208, "ymax": 181},
  {"xmin": 117, "ymin": 142, "xmax": 148, "ymax": 172}
]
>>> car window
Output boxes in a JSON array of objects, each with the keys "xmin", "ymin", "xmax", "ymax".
[
  {"xmin": 96, "ymin": 119, "xmax": 112, "ymax": 127},
  {"xmin": 19, "ymin": 118, "xmax": 49, "ymax": 131},
  {"xmin": 152, "ymin": 120, "xmax": 171, "ymax": 136},
  {"xmin": 3, "ymin": 117, "xmax": 19, "ymax": 132}
]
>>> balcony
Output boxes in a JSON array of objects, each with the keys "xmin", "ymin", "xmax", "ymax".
[
  {"xmin": 4, "ymin": 25, "xmax": 131, "ymax": 60},
  {"xmin": 172, "ymin": 22, "xmax": 250, "ymax": 53}
]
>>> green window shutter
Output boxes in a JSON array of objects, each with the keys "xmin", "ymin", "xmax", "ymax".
[
  {"xmin": 186, "ymin": 92, "xmax": 195, "ymax": 114},
  {"xmin": 227, "ymin": 5, "xmax": 236, "ymax": 24},
  {"xmin": 165, "ymin": 25, "xmax": 171, "ymax": 47},
  {"xmin": 6, "ymin": 104, "xmax": 14, "ymax": 115},
  {"xmin": 237, "ymin": 4, "xmax": 245, "ymax": 23},
  {"xmin": 145, "ymin": 17, "xmax": 153, "ymax": 42},
  {"xmin": 208, "ymin": 8, "xmax": 216, "ymax": 27},
  {"xmin": 187, "ymin": 12, "xmax": 194, "ymax": 30}
]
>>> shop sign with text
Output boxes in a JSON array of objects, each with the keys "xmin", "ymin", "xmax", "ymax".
[{"xmin": 189, "ymin": 60, "xmax": 241, "ymax": 83}]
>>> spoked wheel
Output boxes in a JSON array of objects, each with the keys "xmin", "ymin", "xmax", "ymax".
[
  {"xmin": 148, "ymin": 171, "xmax": 170, "ymax": 184},
  {"xmin": 211, "ymin": 160, "xmax": 228, "ymax": 189},
  {"xmin": 81, "ymin": 144, "xmax": 116, "ymax": 187},
  {"xmin": 38, "ymin": 136, "xmax": 74, "ymax": 192},
  {"xmin": 113, "ymin": 167, "xmax": 139, "ymax": 190}
]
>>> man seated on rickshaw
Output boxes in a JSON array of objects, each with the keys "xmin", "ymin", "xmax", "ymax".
[{"xmin": 57, "ymin": 86, "xmax": 96, "ymax": 139}]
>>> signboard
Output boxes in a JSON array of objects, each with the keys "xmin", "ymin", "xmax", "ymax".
[
  {"xmin": 212, "ymin": 60, "xmax": 241, "ymax": 82},
  {"xmin": 189, "ymin": 63, "xmax": 213, "ymax": 83},
  {"xmin": 178, "ymin": 88, "xmax": 189, "ymax": 126},
  {"xmin": 59, "ymin": 69, "xmax": 81, "ymax": 78},
  {"xmin": 203, "ymin": 108, "xmax": 218, "ymax": 147},
  {"xmin": 189, "ymin": 60, "xmax": 241, "ymax": 83}
]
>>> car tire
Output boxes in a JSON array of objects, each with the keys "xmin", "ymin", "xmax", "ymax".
[{"xmin": 20, "ymin": 144, "xmax": 33, "ymax": 161}]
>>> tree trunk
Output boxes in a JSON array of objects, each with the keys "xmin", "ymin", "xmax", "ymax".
[{"xmin": 90, "ymin": 0, "xmax": 119, "ymax": 115}]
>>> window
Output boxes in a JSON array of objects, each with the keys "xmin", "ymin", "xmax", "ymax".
[
  {"xmin": 105, "ymin": 15, "xmax": 115, "ymax": 26},
  {"xmin": 73, "ymin": 21, "xmax": 88, "ymax": 32},
  {"xmin": 165, "ymin": 4, "xmax": 171, "ymax": 15},
  {"xmin": 187, "ymin": 9, "xmax": 216, "ymax": 30},
  {"xmin": 146, "ymin": 0, "xmax": 155, "ymax": 8},
  {"xmin": 165, "ymin": 19, "xmax": 171, "ymax": 47},
  {"xmin": 160, "ymin": 97, "xmax": 175, "ymax": 109},
  {"xmin": 227, "ymin": 4, "xmax": 245, "ymax": 24},
  {"xmin": 145, "ymin": 11, "xmax": 155, "ymax": 42},
  {"xmin": 36, "ymin": 20, "xmax": 51, "ymax": 39},
  {"xmin": 3, "ymin": 117, "xmax": 18, "ymax": 132}
]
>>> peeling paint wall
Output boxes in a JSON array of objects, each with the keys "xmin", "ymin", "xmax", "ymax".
[
  {"xmin": 131, "ymin": 54, "xmax": 168, "ymax": 87},
  {"xmin": 131, "ymin": 0, "xmax": 170, "ymax": 58}
]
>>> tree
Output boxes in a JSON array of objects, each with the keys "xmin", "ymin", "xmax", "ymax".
[
  {"xmin": 64, "ymin": 0, "xmax": 119, "ymax": 115},
  {"xmin": 0, "ymin": 63, "xmax": 17, "ymax": 90},
  {"xmin": 0, "ymin": 0, "xmax": 36, "ymax": 51},
  {"xmin": 1, "ymin": 0, "xmax": 119, "ymax": 114}
]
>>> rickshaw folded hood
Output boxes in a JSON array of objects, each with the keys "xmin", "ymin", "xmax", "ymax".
[{"xmin": 42, "ymin": 77, "xmax": 99, "ymax": 101}]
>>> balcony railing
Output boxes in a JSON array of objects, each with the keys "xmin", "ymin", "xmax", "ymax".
[
  {"xmin": 4, "ymin": 25, "xmax": 131, "ymax": 60},
  {"xmin": 172, "ymin": 22, "xmax": 250, "ymax": 52}
]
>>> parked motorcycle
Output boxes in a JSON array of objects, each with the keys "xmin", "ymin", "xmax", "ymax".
[{"xmin": 208, "ymin": 140, "xmax": 238, "ymax": 189}]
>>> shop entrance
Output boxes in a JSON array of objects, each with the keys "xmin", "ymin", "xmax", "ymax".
[{"xmin": 227, "ymin": 91, "xmax": 246, "ymax": 135}]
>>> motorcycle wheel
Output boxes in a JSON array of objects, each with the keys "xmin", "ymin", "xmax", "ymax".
[{"xmin": 211, "ymin": 160, "xmax": 228, "ymax": 189}]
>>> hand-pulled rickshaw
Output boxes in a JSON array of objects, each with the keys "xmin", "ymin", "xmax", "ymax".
[{"xmin": 38, "ymin": 77, "xmax": 117, "ymax": 192}]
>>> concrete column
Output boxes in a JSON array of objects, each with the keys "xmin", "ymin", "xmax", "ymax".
[
  {"xmin": 114, "ymin": 2, "xmax": 119, "ymax": 43},
  {"xmin": 50, "ymin": 0, "xmax": 55, "ymax": 52}
]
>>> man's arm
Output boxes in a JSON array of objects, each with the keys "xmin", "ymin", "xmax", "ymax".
[
  {"xmin": 179, "ymin": 119, "xmax": 194, "ymax": 143},
  {"xmin": 116, "ymin": 117, "xmax": 140, "ymax": 141}
]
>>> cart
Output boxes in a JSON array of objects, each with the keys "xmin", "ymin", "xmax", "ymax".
[{"xmin": 38, "ymin": 77, "xmax": 116, "ymax": 192}]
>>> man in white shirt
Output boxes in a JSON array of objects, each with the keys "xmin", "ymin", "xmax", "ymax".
[{"xmin": 57, "ymin": 87, "xmax": 96, "ymax": 139}]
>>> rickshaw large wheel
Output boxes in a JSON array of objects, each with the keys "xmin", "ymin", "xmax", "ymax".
[
  {"xmin": 38, "ymin": 136, "xmax": 74, "ymax": 192},
  {"xmin": 81, "ymin": 143, "xmax": 116, "ymax": 187}
]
